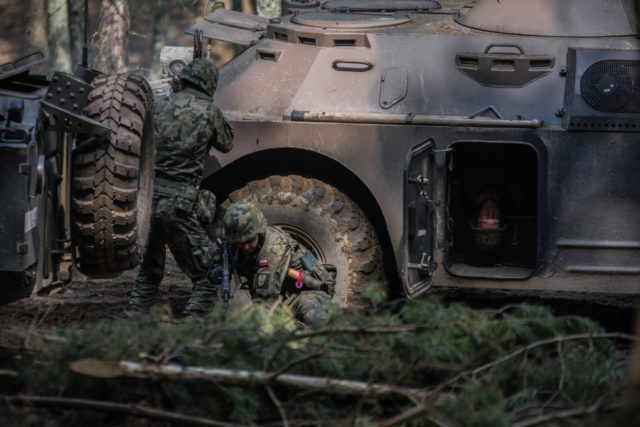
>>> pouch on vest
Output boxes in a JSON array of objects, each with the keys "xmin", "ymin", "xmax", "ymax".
[
  {"xmin": 173, "ymin": 185, "xmax": 198, "ymax": 215},
  {"xmin": 174, "ymin": 197, "xmax": 195, "ymax": 215},
  {"xmin": 196, "ymin": 189, "xmax": 217, "ymax": 225},
  {"xmin": 297, "ymin": 250, "xmax": 336, "ymax": 296},
  {"xmin": 301, "ymin": 251, "xmax": 317, "ymax": 270}
]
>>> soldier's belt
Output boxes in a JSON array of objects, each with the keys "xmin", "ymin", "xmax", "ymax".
[{"xmin": 154, "ymin": 177, "xmax": 199, "ymax": 199}]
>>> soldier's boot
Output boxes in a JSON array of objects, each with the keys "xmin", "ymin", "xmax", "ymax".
[
  {"xmin": 124, "ymin": 281, "xmax": 161, "ymax": 315},
  {"xmin": 183, "ymin": 280, "xmax": 217, "ymax": 316}
]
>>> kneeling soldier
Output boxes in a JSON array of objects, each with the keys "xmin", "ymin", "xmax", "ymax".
[{"xmin": 220, "ymin": 202, "xmax": 335, "ymax": 326}]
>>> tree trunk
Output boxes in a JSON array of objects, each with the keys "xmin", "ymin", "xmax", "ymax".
[
  {"xmin": 68, "ymin": 0, "xmax": 86, "ymax": 69},
  {"xmin": 27, "ymin": 0, "xmax": 49, "ymax": 62},
  {"xmin": 242, "ymin": 0, "xmax": 255, "ymax": 15},
  {"xmin": 151, "ymin": 0, "xmax": 170, "ymax": 78},
  {"xmin": 92, "ymin": 0, "xmax": 130, "ymax": 73},
  {"xmin": 47, "ymin": 0, "xmax": 73, "ymax": 72}
]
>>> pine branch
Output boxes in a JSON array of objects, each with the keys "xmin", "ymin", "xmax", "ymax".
[
  {"xmin": 376, "ymin": 402, "xmax": 433, "ymax": 427},
  {"xmin": 291, "ymin": 324, "xmax": 435, "ymax": 340},
  {"xmin": 2, "ymin": 394, "xmax": 243, "ymax": 427},
  {"xmin": 376, "ymin": 406, "xmax": 457, "ymax": 427},
  {"xmin": 511, "ymin": 401, "xmax": 622, "ymax": 427},
  {"xmin": 71, "ymin": 359, "xmax": 427, "ymax": 401},
  {"xmin": 381, "ymin": 332, "xmax": 638, "ymax": 424},
  {"xmin": 540, "ymin": 340, "xmax": 566, "ymax": 409},
  {"xmin": 270, "ymin": 350, "xmax": 325, "ymax": 379},
  {"xmin": 426, "ymin": 332, "xmax": 637, "ymax": 399},
  {"xmin": 0, "ymin": 345, "xmax": 39, "ymax": 355},
  {"xmin": 466, "ymin": 332, "xmax": 635, "ymax": 379},
  {"xmin": 265, "ymin": 385, "xmax": 290, "ymax": 427}
]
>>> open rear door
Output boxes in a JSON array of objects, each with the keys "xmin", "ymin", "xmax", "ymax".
[{"xmin": 405, "ymin": 140, "xmax": 437, "ymax": 296}]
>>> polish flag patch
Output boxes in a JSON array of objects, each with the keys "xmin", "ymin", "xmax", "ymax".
[{"xmin": 259, "ymin": 259, "xmax": 269, "ymax": 268}]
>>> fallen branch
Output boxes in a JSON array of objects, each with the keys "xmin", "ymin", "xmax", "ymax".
[
  {"xmin": 377, "ymin": 402, "xmax": 434, "ymax": 427},
  {"xmin": 2, "ymin": 394, "xmax": 243, "ymax": 427},
  {"xmin": 511, "ymin": 401, "xmax": 622, "ymax": 427},
  {"xmin": 271, "ymin": 350, "xmax": 325, "ymax": 379},
  {"xmin": 379, "ymin": 332, "xmax": 635, "ymax": 424},
  {"xmin": 464, "ymin": 332, "xmax": 635, "ymax": 379},
  {"xmin": 428, "ymin": 332, "xmax": 637, "ymax": 399},
  {"xmin": 71, "ymin": 359, "xmax": 427, "ymax": 401}
]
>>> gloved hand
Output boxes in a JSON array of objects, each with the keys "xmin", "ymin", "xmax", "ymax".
[
  {"xmin": 322, "ymin": 280, "xmax": 336, "ymax": 297},
  {"xmin": 208, "ymin": 266, "xmax": 223, "ymax": 286}
]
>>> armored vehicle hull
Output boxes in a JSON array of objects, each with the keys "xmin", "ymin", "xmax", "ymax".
[{"xmin": 167, "ymin": 0, "xmax": 640, "ymax": 305}]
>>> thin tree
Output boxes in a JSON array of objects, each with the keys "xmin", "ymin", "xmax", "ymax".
[
  {"xmin": 27, "ymin": 0, "xmax": 49, "ymax": 64},
  {"xmin": 93, "ymin": 0, "xmax": 130, "ymax": 73},
  {"xmin": 242, "ymin": 0, "xmax": 255, "ymax": 15},
  {"xmin": 151, "ymin": 0, "xmax": 170, "ymax": 78},
  {"xmin": 47, "ymin": 0, "xmax": 73, "ymax": 72},
  {"xmin": 68, "ymin": 0, "xmax": 86, "ymax": 69}
]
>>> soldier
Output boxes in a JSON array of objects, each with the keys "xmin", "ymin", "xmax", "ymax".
[
  {"xmin": 126, "ymin": 58, "xmax": 234, "ymax": 316},
  {"xmin": 218, "ymin": 202, "xmax": 335, "ymax": 326}
]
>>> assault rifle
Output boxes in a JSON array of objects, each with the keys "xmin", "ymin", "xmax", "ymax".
[{"xmin": 220, "ymin": 239, "xmax": 231, "ymax": 310}]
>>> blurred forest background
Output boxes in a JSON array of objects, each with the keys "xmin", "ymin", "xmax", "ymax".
[{"xmin": 0, "ymin": 0, "xmax": 266, "ymax": 78}]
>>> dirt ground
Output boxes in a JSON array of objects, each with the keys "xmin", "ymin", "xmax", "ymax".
[
  {"xmin": 2, "ymin": 267, "xmax": 637, "ymax": 356},
  {"xmin": 0, "ymin": 262, "xmax": 193, "ymax": 351}
]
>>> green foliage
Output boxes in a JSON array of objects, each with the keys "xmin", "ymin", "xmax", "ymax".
[{"xmin": 1, "ymin": 297, "xmax": 630, "ymax": 426}]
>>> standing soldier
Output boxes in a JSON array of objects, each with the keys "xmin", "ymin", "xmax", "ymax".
[
  {"xmin": 126, "ymin": 58, "xmax": 234, "ymax": 316},
  {"xmin": 219, "ymin": 202, "xmax": 335, "ymax": 326}
]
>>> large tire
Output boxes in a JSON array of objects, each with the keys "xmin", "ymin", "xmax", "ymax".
[
  {"xmin": 221, "ymin": 175, "xmax": 384, "ymax": 307},
  {"xmin": 71, "ymin": 74, "xmax": 155, "ymax": 276}
]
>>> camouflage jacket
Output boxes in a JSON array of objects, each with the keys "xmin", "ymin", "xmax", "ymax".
[
  {"xmin": 154, "ymin": 91, "xmax": 233, "ymax": 186},
  {"xmin": 232, "ymin": 226, "xmax": 334, "ymax": 299}
]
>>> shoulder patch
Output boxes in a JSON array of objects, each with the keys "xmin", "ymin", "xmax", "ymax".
[
  {"xmin": 259, "ymin": 259, "xmax": 269, "ymax": 268},
  {"xmin": 255, "ymin": 272, "xmax": 270, "ymax": 289}
]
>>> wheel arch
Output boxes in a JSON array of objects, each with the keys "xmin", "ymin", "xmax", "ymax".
[{"xmin": 203, "ymin": 147, "xmax": 402, "ymax": 297}]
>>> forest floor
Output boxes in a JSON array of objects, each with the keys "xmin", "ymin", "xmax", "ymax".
[
  {"xmin": 2, "ymin": 260, "xmax": 637, "ymax": 355},
  {"xmin": 0, "ymin": 262, "xmax": 193, "ymax": 351}
]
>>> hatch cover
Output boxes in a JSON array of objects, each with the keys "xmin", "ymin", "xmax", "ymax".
[
  {"xmin": 323, "ymin": 0, "xmax": 440, "ymax": 12},
  {"xmin": 456, "ymin": 0, "xmax": 637, "ymax": 37},
  {"xmin": 291, "ymin": 12, "xmax": 411, "ymax": 29}
]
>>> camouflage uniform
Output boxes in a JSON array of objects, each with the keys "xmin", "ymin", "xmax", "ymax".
[
  {"xmin": 221, "ymin": 203, "xmax": 335, "ymax": 326},
  {"xmin": 128, "ymin": 59, "xmax": 234, "ymax": 315}
]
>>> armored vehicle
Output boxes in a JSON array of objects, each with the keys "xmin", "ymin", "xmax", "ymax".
[
  {"xmin": 161, "ymin": 0, "xmax": 640, "ymax": 306},
  {"xmin": 0, "ymin": 53, "xmax": 155, "ymax": 305}
]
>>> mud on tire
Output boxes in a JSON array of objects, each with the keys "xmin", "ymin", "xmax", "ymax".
[
  {"xmin": 222, "ymin": 175, "xmax": 384, "ymax": 307},
  {"xmin": 72, "ymin": 74, "xmax": 155, "ymax": 276}
]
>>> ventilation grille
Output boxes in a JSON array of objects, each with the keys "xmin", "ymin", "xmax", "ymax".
[{"xmin": 580, "ymin": 60, "xmax": 640, "ymax": 113}]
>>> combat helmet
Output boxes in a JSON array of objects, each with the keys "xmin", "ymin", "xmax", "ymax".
[
  {"xmin": 223, "ymin": 202, "xmax": 268, "ymax": 244},
  {"xmin": 178, "ymin": 58, "xmax": 219, "ymax": 97}
]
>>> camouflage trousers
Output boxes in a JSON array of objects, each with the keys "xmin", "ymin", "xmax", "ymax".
[
  {"xmin": 129, "ymin": 188, "xmax": 216, "ymax": 315},
  {"xmin": 284, "ymin": 290, "xmax": 332, "ymax": 326}
]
